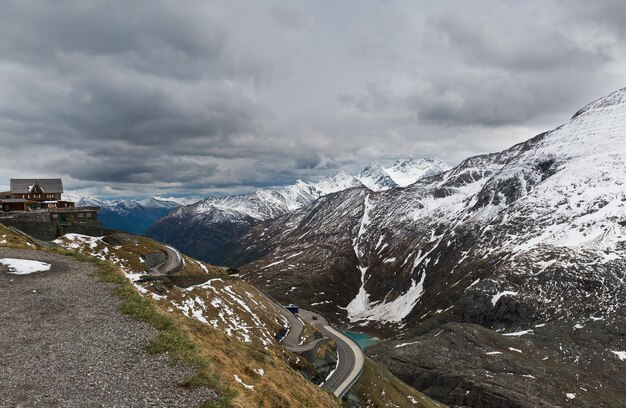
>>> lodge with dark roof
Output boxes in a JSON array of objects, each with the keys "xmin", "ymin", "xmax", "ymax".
[
  {"xmin": 0, "ymin": 179, "xmax": 101, "ymax": 240},
  {"xmin": 1, "ymin": 179, "xmax": 75, "ymax": 212}
]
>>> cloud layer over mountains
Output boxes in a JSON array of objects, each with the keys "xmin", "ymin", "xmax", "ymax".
[{"xmin": 1, "ymin": 0, "xmax": 625, "ymax": 196}]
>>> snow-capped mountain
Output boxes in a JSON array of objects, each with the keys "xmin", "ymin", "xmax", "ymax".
[
  {"xmin": 313, "ymin": 170, "xmax": 363, "ymax": 195},
  {"xmin": 191, "ymin": 180, "xmax": 319, "ymax": 222},
  {"xmin": 146, "ymin": 158, "xmax": 446, "ymax": 264},
  {"xmin": 356, "ymin": 161, "xmax": 398, "ymax": 191},
  {"xmin": 146, "ymin": 175, "xmax": 350, "ymax": 265},
  {"xmin": 384, "ymin": 157, "xmax": 451, "ymax": 187},
  {"xmin": 354, "ymin": 157, "xmax": 452, "ymax": 191},
  {"xmin": 233, "ymin": 88, "xmax": 626, "ymax": 407}
]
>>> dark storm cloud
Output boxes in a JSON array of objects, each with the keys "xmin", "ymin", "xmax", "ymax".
[{"xmin": 0, "ymin": 0, "xmax": 625, "ymax": 197}]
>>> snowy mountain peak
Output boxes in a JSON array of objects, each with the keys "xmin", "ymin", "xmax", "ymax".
[
  {"xmin": 572, "ymin": 87, "xmax": 626, "ymax": 119},
  {"xmin": 385, "ymin": 157, "xmax": 451, "ymax": 187},
  {"xmin": 358, "ymin": 161, "xmax": 398, "ymax": 191},
  {"xmin": 313, "ymin": 171, "xmax": 363, "ymax": 195},
  {"xmin": 137, "ymin": 197, "xmax": 183, "ymax": 209},
  {"xmin": 360, "ymin": 160, "xmax": 384, "ymax": 174}
]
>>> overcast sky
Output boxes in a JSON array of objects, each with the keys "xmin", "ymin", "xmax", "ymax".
[{"xmin": 0, "ymin": 0, "xmax": 625, "ymax": 198}]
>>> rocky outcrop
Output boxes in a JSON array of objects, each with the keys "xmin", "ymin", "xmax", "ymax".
[{"xmin": 298, "ymin": 339, "xmax": 338, "ymax": 385}]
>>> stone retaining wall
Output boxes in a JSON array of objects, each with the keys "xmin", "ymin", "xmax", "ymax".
[{"xmin": 0, "ymin": 219, "xmax": 104, "ymax": 241}]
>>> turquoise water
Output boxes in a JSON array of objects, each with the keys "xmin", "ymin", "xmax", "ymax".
[{"xmin": 344, "ymin": 331, "xmax": 379, "ymax": 349}]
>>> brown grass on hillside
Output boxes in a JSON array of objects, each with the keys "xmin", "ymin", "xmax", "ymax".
[
  {"xmin": 179, "ymin": 316, "xmax": 339, "ymax": 408},
  {"xmin": 0, "ymin": 223, "xmax": 40, "ymax": 249}
]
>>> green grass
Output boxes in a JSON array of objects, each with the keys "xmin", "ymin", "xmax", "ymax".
[{"xmin": 53, "ymin": 249, "xmax": 238, "ymax": 407}]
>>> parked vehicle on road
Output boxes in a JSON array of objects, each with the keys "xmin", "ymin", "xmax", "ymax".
[{"xmin": 284, "ymin": 304, "xmax": 299, "ymax": 314}]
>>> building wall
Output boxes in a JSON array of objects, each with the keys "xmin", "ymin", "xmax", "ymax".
[
  {"xmin": 0, "ymin": 219, "xmax": 59, "ymax": 241},
  {"xmin": 0, "ymin": 219, "xmax": 105, "ymax": 241}
]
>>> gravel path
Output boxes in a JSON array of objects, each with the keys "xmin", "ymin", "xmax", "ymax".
[{"xmin": 0, "ymin": 248, "xmax": 218, "ymax": 408}]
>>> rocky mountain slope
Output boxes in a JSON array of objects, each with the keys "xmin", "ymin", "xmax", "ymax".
[
  {"xmin": 233, "ymin": 88, "xmax": 626, "ymax": 407},
  {"xmin": 147, "ymin": 158, "xmax": 448, "ymax": 265}
]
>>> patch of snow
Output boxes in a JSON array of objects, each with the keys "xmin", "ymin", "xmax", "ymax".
[
  {"xmin": 566, "ymin": 393, "xmax": 576, "ymax": 400},
  {"xmin": 503, "ymin": 330, "xmax": 533, "ymax": 337},
  {"xmin": 465, "ymin": 278, "xmax": 481, "ymax": 291},
  {"xmin": 375, "ymin": 235, "xmax": 386, "ymax": 250},
  {"xmin": 194, "ymin": 259, "xmax": 209, "ymax": 273},
  {"xmin": 0, "ymin": 258, "xmax": 51, "ymax": 274},
  {"xmin": 395, "ymin": 341, "xmax": 419, "ymax": 349},
  {"xmin": 486, "ymin": 351, "xmax": 503, "ymax": 355},
  {"xmin": 310, "ymin": 300, "xmax": 331, "ymax": 306},
  {"xmin": 491, "ymin": 291, "xmax": 518, "ymax": 307},
  {"xmin": 347, "ymin": 270, "xmax": 426, "ymax": 323},
  {"xmin": 54, "ymin": 233, "xmax": 104, "ymax": 250},
  {"xmin": 261, "ymin": 260, "xmax": 284, "ymax": 269},
  {"xmin": 407, "ymin": 395, "xmax": 419, "ymax": 405},
  {"xmin": 610, "ymin": 351, "xmax": 626, "ymax": 361},
  {"xmin": 234, "ymin": 374, "xmax": 254, "ymax": 390},
  {"xmin": 508, "ymin": 347, "xmax": 523, "ymax": 353}
]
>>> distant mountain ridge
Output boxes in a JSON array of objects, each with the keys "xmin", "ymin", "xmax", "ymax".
[
  {"xmin": 72, "ymin": 196, "xmax": 186, "ymax": 234},
  {"xmin": 146, "ymin": 157, "xmax": 450, "ymax": 264}
]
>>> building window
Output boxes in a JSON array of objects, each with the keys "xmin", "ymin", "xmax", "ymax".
[
  {"xmin": 86, "ymin": 213, "xmax": 92, "ymax": 218},
  {"xmin": 52, "ymin": 214, "xmax": 58, "ymax": 219},
  {"xmin": 78, "ymin": 213, "xmax": 84, "ymax": 218}
]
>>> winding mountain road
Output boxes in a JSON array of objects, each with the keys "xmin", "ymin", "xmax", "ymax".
[
  {"xmin": 262, "ymin": 295, "xmax": 364, "ymax": 398},
  {"xmin": 150, "ymin": 245, "xmax": 182, "ymax": 275},
  {"xmin": 297, "ymin": 309, "xmax": 364, "ymax": 398}
]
